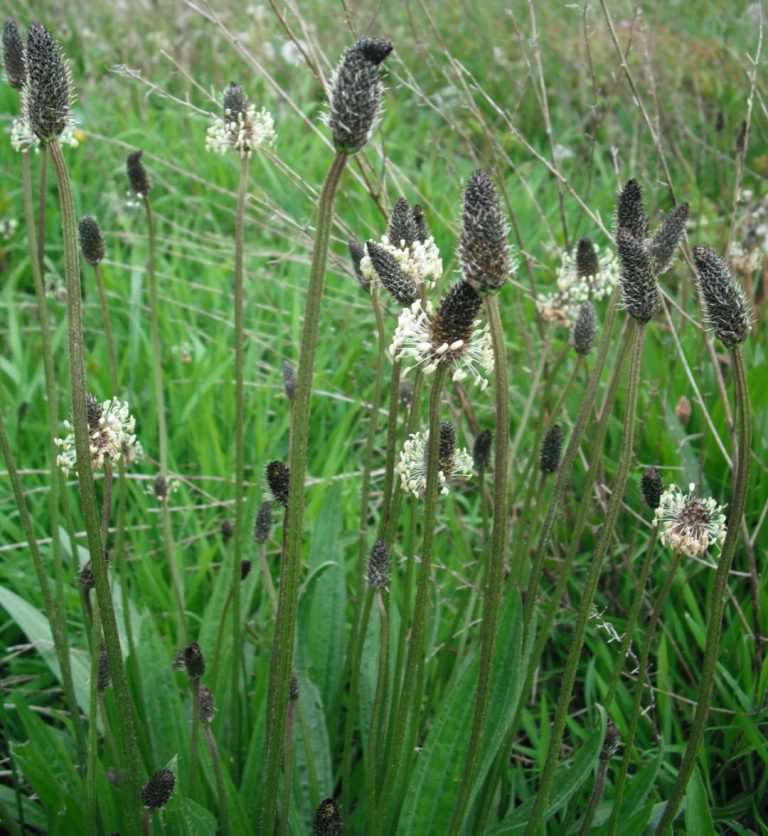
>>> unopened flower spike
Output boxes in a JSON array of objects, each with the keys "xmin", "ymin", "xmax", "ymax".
[
  {"xmin": 364, "ymin": 241, "xmax": 418, "ymax": 306},
  {"xmin": 649, "ymin": 202, "xmax": 689, "ymax": 275},
  {"xmin": 572, "ymin": 301, "xmax": 596, "ymax": 356},
  {"xmin": 329, "ymin": 37, "xmax": 393, "ymax": 154},
  {"xmin": 388, "ymin": 197, "xmax": 418, "ymax": 248},
  {"xmin": 459, "ymin": 169, "xmax": 514, "ymax": 293},
  {"xmin": 266, "ymin": 460, "xmax": 290, "ymax": 507},
  {"xmin": 540, "ymin": 424, "xmax": 563, "ymax": 475},
  {"xmin": 22, "ymin": 23, "xmax": 73, "ymax": 142},
  {"xmin": 472, "ymin": 429, "xmax": 492, "ymax": 473},
  {"xmin": 390, "ymin": 280, "xmax": 493, "ymax": 389},
  {"xmin": 692, "ymin": 246, "xmax": 751, "ymax": 348},
  {"xmin": 616, "ymin": 227, "xmax": 659, "ymax": 324},
  {"xmin": 397, "ymin": 427, "xmax": 473, "ymax": 499},
  {"xmin": 126, "ymin": 150, "xmax": 151, "ymax": 198},
  {"xmin": 3, "ymin": 19, "xmax": 25, "ymax": 90},
  {"xmin": 313, "ymin": 797, "xmax": 343, "ymax": 836},
  {"xmin": 199, "ymin": 686, "xmax": 215, "ymax": 724},
  {"xmin": 615, "ymin": 178, "xmax": 649, "ymax": 241},
  {"xmin": 576, "ymin": 238, "xmax": 599, "ymax": 279},
  {"xmin": 78, "ymin": 215, "xmax": 105, "ymax": 266},
  {"xmin": 641, "ymin": 466, "xmax": 664, "ymax": 511},
  {"xmin": 367, "ymin": 539, "xmax": 390, "ymax": 589},
  {"xmin": 174, "ymin": 641, "xmax": 205, "ymax": 679},
  {"xmin": 254, "ymin": 500, "xmax": 273, "ymax": 544},
  {"xmin": 206, "ymin": 81, "xmax": 275, "ymax": 157},
  {"xmin": 141, "ymin": 768, "xmax": 176, "ymax": 810},
  {"xmin": 655, "ymin": 483, "xmax": 726, "ymax": 558}
]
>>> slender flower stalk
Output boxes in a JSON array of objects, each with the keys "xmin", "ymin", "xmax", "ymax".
[{"xmin": 49, "ymin": 136, "xmax": 143, "ymax": 836}]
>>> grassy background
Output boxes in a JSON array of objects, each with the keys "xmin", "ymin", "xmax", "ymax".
[{"xmin": 0, "ymin": 0, "xmax": 766, "ymax": 833}]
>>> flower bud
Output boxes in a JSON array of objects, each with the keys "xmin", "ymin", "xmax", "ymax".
[
  {"xmin": 367, "ymin": 539, "xmax": 390, "ymax": 589},
  {"xmin": 540, "ymin": 424, "xmax": 563, "ymax": 475},
  {"xmin": 692, "ymin": 246, "xmax": 751, "ymax": 348},
  {"xmin": 24, "ymin": 23, "xmax": 71, "ymax": 141},
  {"xmin": 126, "ymin": 150, "xmax": 151, "ymax": 197},
  {"xmin": 3, "ymin": 19, "xmax": 25, "ymax": 90},
  {"xmin": 472, "ymin": 429, "xmax": 492, "ymax": 473},
  {"xmin": 78, "ymin": 216, "xmax": 105, "ymax": 266},
  {"xmin": 141, "ymin": 769, "xmax": 175, "ymax": 810},
  {"xmin": 266, "ymin": 460, "xmax": 290, "ymax": 507}
]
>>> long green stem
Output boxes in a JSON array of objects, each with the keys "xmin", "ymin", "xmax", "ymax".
[
  {"xmin": 141, "ymin": 195, "xmax": 186, "ymax": 644},
  {"xmin": 524, "ymin": 318, "xmax": 644, "ymax": 835},
  {"xmin": 204, "ymin": 724, "xmax": 230, "ymax": 836},
  {"xmin": 369, "ymin": 589, "xmax": 390, "ymax": 800},
  {"xmin": 261, "ymin": 151, "xmax": 348, "ymax": 834},
  {"xmin": 373, "ymin": 363, "xmax": 448, "ymax": 835},
  {"xmin": 654, "ymin": 347, "xmax": 751, "ymax": 834},
  {"xmin": 19, "ymin": 151, "xmax": 86, "ymax": 768},
  {"xmin": 49, "ymin": 139, "xmax": 143, "ymax": 836},
  {"xmin": 230, "ymin": 153, "xmax": 250, "ymax": 775},
  {"xmin": 449, "ymin": 294, "xmax": 510, "ymax": 834}
]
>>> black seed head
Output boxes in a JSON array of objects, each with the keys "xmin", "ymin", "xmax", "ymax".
[
  {"xmin": 97, "ymin": 649, "xmax": 110, "ymax": 691},
  {"xmin": 86, "ymin": 394, "xmax": 102, "ymax": 429},
  {"xmin": 388, "ymin": 198, "xmax": 417, "ymax": 248},
  {"xmin": 649, "ymin": 203, "xmax": 689, "ymax": 276},
  {"xmin": 222, "ymin": 81, "xmax": 247, "ymax": 119},
  {"xmin": 472, "ymin": 429, "xmax": 492, "ymax": 473},
  {"xmin": 313, "ymin": 797, "xmax": 343, "ymax": 836},
  {"xmin": 282, "ymin": 359, "xmax": 296, "ymax": 401},
  {"xmin": 266, "ymin": 460, "xmax": 290, "ymax": 507},
  {"xmin": 240, "ymin": 559, "xmax": 252, "ymax": 580},
  {"xmin": 431, "ymin": 281, "xmax": 482, "ymax": 348},
  {"xmin": 438, "ymin": 422, "xmax": 456, "ymax": 477},
  {"xmin": 141, "ymin": 769, "xmax": 175, "ymax": 810},
  {"xmin": 540, "ymin": 424, "xmax": 563, "ymax": 475},
  {"xmin": 24, "ymin": 23, "xmax": 71, "ymax": 140},
  {"xmin": 459, "ymin": 169, "xmax": 511, "ymax": 292},
  {"xmin": 692, "ymin": 246, "xmax": 751, "ymax": 348},
  {"xmin": 220, "ymin": 519, "xmax": 234, "ymax": 542},
  {"xmin": 177, "ymin": 641, "xmax": 205, "ymax": 679},
  {"xmin": 411, "ymin": 205, "xmax": 429, "ymax": 243},
  {"xmin": 348, "ymin": 238, "xmax": 369, "ymax": 292},
  {"xmin": 572, "ymin": 301, "xmax": 597, "ymax": 356},
  {"xmin": 199, "ymin": 686, "xmax": 215, "ymax": 723},
  {"xmin": 329, "ymin": 38, "xmax": 393, "ymax": 153},
  {"xmin": 153, "ymin": 475, "xmax": 168, "ymax": 501},
  {"xmin": 616, "ymin": 179, "xmax": 649, "ymax": 241},
  {"xmin": 254, "ymin": 500, "xmax": 273, "ymax": 544},
  {"xmin": 365, "ymin": 241, "xmax": 417, "ymax": 306},
  {"xmin": 367, "ymin": 539, "xmax": 390, "ymax": 588},
  {"xmin": 616, "ymin": 228, "xmax": 659, "ymax": 324},
  {"xmin": 126, "ymin": 150, "xmax": 151, "ymax": 197},
  {"xmin": 641, "ymin": 466, "xmax": 663, "ymax": 511},
  {"xmin": 289, "ymin": 673, "xmax": 299, "ymax": 701},
  {"xmin": 78, "ymin": 216, "xmax": 105, "ymax": 266},
  {"xmin": 3, "ymin": 19, "xmax": 25, "ymax": 90},
  {"xmin": 576, "ymin": 238, "xmax": 599, "ymax": 278}
]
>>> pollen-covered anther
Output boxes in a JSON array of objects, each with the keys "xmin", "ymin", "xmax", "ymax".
[
  {"xmin": 397, "ymin": 428, "xmax": 473, "ymax": 499},
  {"xmin": 655, "ymin": 483, "xmax": 726, "ymax": 557},
  {"xmin": 205, "ymin": 82, "xmax": 275, "ymax": 157}
]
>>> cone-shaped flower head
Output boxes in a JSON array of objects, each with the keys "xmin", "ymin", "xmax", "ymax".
[
  {"xmin": 649, "ymin": 202, "xmax": 689, "ymax": 275},
  {"xmin": 254, "ymin": 500, "xmax": 273, "ymax": 544},
  {"xmin": 572, "ymin": 301, "xmax": 596, "ymax": 356},
  {"xmin": 240, "ymin": 559, "xmax": 252, "ymax": 579},
  {"xmin": 388, "ymin": 197, "xmax": 418, "ymax": 248},
  {"xmin": 329, "ymin": 37, "xmax": 393, "ymax": 153},
  {"xmin": 459, "ymin": 169, "xmax": 513, "ymax": 293},
  {"xmin": 126, "ymin": 150, "xmax": 151, "ymax": 197},
  {"xmin": 313, "ymin": 797, "xmax": 343, "ymax": 836},
  {"xmin": 206, "ymin": 81, "xmax": 275, "ymax": 157},
  {"xmin": 266, "ymin": 460, "xmax": 290, "ymax": 507},
  {"xmin": 397, "ymin": 427, "xmax": 473, "ymax": 499},
  {"xmin": 472, "ymin": 429, "xmax": 492, "ymax": 473},
  {"xmin": 23, "ymin": 23, "xmax": 72, "ymax": 141},
  {"xmin": 199, "ymin": 686, "xmax": 215, "ymax": 724},
  {"xmin": 141, "ymin": 769, "xmax": 176, "ymax": 810},
  {"xmin": 365, "ymin": 241, "xmax": 418, "ymax": 305},
  {"xmin": 540, "ymin": 424, "xmax": 563, "ymax": 475},
  {"xmin": 78, "ymin": 215, "xmax": 105, "ymax": 266},
  {"xmin": 174, "ymin": 641, "xmax": 205, "ymax": 679},
  {"xmin": 367, "ymin": 539, "xmax": 390, "ymax": 588},
  {"xmin": 3, "ymin": 19, "xmax": 25, "ymax": 90},
  {"xmin": 692, "ymin": 246, "xmax": 751, "ymax": 348},
  {"xmin": 655, "ymin": 483, "xmax": 726, "ymax": 557},
  {"xmin": 616, "ymin": 228, "xmax": 659, "ymax": 323},
  {"xmin": 398, "ymin": 282, "xmax": 491, "ymax": 385},
  {"xmin": 641, "ymin": 466, "xmax": 663, "ymax": 511},
  {"xmin": 390, "ymin": 280, "xmax": 493, "ymax": 389},
  {"xmin": 615, "ymin": 179, "xmax": 649, "ymax": 241},
  {"xmin": 576, "ymin": 238, "xmax": 599, "ymax": 279},
  {"xmin": 438, "ymin": 421, "xmax": 457, "ymax": 477}
]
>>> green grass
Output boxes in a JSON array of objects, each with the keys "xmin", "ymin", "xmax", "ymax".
[{"xmin": 0, "ymin": 1, "xmax": 766, "ymax": 833}]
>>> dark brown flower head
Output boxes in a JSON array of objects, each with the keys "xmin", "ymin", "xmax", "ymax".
[
  {"xmin": 348, "ymin": 238, "xmax": 369, "ymax": 292},
  {"xmin": 616, "ymin": 228, "xmax": 659, "ymax": 323},
  {"xmin": 431, "ymin": 281, "xmax": 482, "ymax": 348},
  {"xmin": 388, "ymin": 198, "xmax": 418, "ymax": 248},
  {"xmin": 240, "ymin": 559, "xmax": 252, "ymax": 580},
  {"xmin": 97, "ymin": 649, "xmax": 110, "ymax": 691},
  {"xmin": 692, "ymin": 246, "xmax": 751, "ymax": 348},
  {"xmin": 153, "ymin": 474, "xmax": 168, "ymax": 502},
  {"xmin": 367, "ymin": 539, "xmax": 390, "ymax": 588},
  {"xmin": 266, "ymin": 460, "xmax": 290, "ymax": 507},
  {"xmin": 540, "ymin": 424, "xmax": 563, "ymax": 475},
  {"xmin": 220, "ymin": 518, "xmax": 234, "ymax": 542},
  {"xmin": 438, "ymin": 421, "xmax": 456, "ymax": 477},
  {"xmin": 24, "ymin": 23, "xmax": 71, "ymax": 140},
  {"xmin": 199, "ymin": 685, "xmax": 215, "ymax": 723},
  {"xmin": 175, "ymin": 641, "xmax": 205, "ymax": 679},
  {"xmin": 616, "ymin": 179, "xmax": 649, "ymax": 242},
  {"xmin": 329, "ymin": 37, "xmax": 393, "ymax": 153},
  {"xmin": 649, "ymin": 202, "xmax": 689, "ymax": 276},
  {"xmin": 641, "ymin": 466, "xmax": 663, "ymax": 511},
  {"xmin": 472, "ymin": 429, "xmax": 492, "ymax": 473},
  {"xmin": 459, "ymin": 169, "xmax": 511, "ymax": 293},
  {"xmin": 572, "ymin": 301, "xmax": 596, "ymax": 356},
  {"xmin": 126, "ymin": 150, "xmax": 151, "ymax": 197},
  {"xmin": 365, "ymin": 241, "xmax": 417, "ymax": 306},
  {"xmin": 282, "ymin": 358, "xmax": 296, "ymax": 401},
  {"xmin": 86, "ymin": 394, "xmax": 103, "ymax": 430},
  {"xmin": 79, "ymin": 560, "xmax": 95, "ymax": 590},
  {"xmin": 223, "ymin": 82, "xmax": 247, "ymax": 119},
  {"xmin": 576, "ymin": 238, "xmax": 599, "ymax": 278},
  {"xmin": 78, "ymin": 216, "xmax": 105, "ymax": 266},
  {"xmin": 289, "ymin": 673, "xmax": 299, "ymax": 701},
  {"xmin": 313, "ymin": 797, "xmax": 343, "ymax": 836},
  {"xmin": 141, "ymin": 769, "xmax": 175, "ymax": 810},
  {"xmin": 254, "ymin": 500, "xmax": 273, "ymax": 544},
  {"xmin": 412, "ymin": 205, "xmax": 428, "ymax": 243},
  {"xmin": 3, "ymin": 19, "xmax": 25, "ymax": 90}
]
